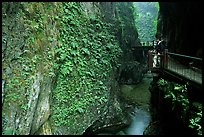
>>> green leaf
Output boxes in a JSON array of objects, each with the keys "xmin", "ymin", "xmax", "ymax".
[
  {"xmin": 82, "ymin": 48, "xmax": 90, "ymax": 55},
  {"xmin": 65, "ymin": 9, "xmax": 68, "ymax": 13},
  {"xmin": 71, "ymin": 50, "xmax": 79, "ymax": 56},
  {"xmin": 76, "ymin": 107, "xmax": 84, "ymax": 113},
  {"xmin": 60, "ymin": 53, "xmax": 67, "ymax": 61},
  {"xmin": 71, "ymin": 42, "xmax": 78, "ymax": 48}
]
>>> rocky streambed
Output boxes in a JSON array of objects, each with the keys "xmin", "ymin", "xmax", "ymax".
[
  {"xmin": 84, "ymin": 70, "xmax": 183, "ymax": 135},
  {"xmin": 115, "ymin": 71, "xmax": 153, "ymax": 135},
  {"xmin": 88, "ymin": 71, "xmax": 154, "ymax": 135}
]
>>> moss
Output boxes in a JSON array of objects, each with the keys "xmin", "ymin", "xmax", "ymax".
[
  {"xmin": 50, "ymin": 3, "xmax": 122, "ymax": 134},
  {"xmin": 2, "ymin": 2, "xmax": 62, "ymax": 134},
  {"xmin": 2, "ymin": 2, "xmax": 140, "ymax": 135},
  {"xmin": 113, "ymin": 2, "xmax": 139, "ymax": 50}
]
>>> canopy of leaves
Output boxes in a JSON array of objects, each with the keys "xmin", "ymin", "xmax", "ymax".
[{"xmin": 133, "ymin": 2, "xmax": 159, "ymax": 43}]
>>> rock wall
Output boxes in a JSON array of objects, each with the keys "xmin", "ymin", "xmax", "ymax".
[
  {"xmin": 118, "ymin": 61, "xmax": 147, "ymax": 85},
  {"xmin": 99, "ymin": 2, "xmax": 141, "ymax": 61},
  {"xmin": 157, "ymin": 2, "xmax": 203, "ymax": 58},
  {"xmin": 80, "ymin": 2, "xmax": 142, "ymax": 134},
  {"xmin": 2, "ymin": 2, "xmax": 141, "ymax": 135},
  {"xmin": 2, "ymin": 2, "xmax": 58, "ymax": 135}
]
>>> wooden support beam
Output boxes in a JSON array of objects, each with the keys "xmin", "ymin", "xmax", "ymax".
[{"xmin": 148, "ymin": 50, "xmax": 153, "ymax": 69}]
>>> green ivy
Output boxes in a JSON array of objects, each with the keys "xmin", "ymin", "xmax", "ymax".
[
  {"xmin": 157, "ymin": 78, "xmax": 189, "ymax": 111},
  {"xmin": 157, "ymin": 78, "xmax": 202, "ymax": 135},
  {"xmin": 188, "ymin": 102, "xmax": 202, "ymax": 135},
  {"xmin": 51, "ymin": 2, "xmax": 122, "ymax": 128},
  {"xmin": 2, "ymin": 2, "xmax": 61, "ymax": 134}
]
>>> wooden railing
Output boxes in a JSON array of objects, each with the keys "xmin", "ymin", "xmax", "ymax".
[
  {"xmin": 148, "ymin": 49, "xmax": 202, "ymax": 84},
  {"xmin": 141, "ymin": 41, "xmax": 156, "ymax": 47}
]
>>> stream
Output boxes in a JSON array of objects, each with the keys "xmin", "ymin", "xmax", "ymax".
[
  {"xmin": 98, "ymin": 71, "xmax": 154, "ymax": 135},
  {"xmin": 124, "ymin": 106, "xmax": 151, "ymax": 135},
  {"xmin": 96, "ymin": 70, "xmax": 193, "ymax": 135},
  {"xmin": 118, "ymin": 71, "xmax": 153, "ymax": 135}
]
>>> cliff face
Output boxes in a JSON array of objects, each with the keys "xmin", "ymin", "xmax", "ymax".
[
  {"xmin": 2, "ymin": 2, "xmax": 140, "ymax": 135},
  {"xmin": 157, "ymin": 2, "xmax": 203, "ymax": 58},
  {"xmin": 2, "ymin": 2, "xmax": 58, "ymax": 135}
]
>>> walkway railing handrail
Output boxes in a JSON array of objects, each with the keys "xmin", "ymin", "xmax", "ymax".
[
  {"xmin": 167, "ymin": 52, "xmax": 202, "ymax": 61},
  {"xmin": 148, "ymin": 49, "xmax": 202, "ymax": 85}
]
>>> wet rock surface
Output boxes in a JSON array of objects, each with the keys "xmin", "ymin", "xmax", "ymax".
[
  {"xmin": 88, "ymin": 71, "xmax": 153, "ymax": 135},
  {"xmin": 83, "ymin": 80, "xmax": 132, "ymax": 135},
  {"xmin": 118, "ymin": 61, "xmax": 148, "ymax": 85}
]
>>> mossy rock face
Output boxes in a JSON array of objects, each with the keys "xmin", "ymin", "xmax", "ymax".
[
  {"xmin": 34, "ymin": 120, "xmax": 52, "ymax": 135},
  {"xmin": 83, "ymin": 93, "xmax": 131, "ymax": 135},
  {"xmin": 118, "ymin": 61, "xmax": 147, "ymax": 84},
  {"xmin": 143, "ymin": 121, "xmax": 165, "ymax": 135},
  {"xmin": 2, "ymin": 2, "xmax": 141, "ymax": 135},
  {"xmin": 2, "ymin": 2, "xmax": 61, "ymax": 134}
]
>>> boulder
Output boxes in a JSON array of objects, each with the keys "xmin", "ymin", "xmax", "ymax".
[{"xmin": 118, "ymin": 61, "xmax": 147, "ymax": 84}]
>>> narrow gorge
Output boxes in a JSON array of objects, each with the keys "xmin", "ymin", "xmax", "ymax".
[{"xmin": 2, "ymin": 2, "xmax": 202, "ymax": 135}]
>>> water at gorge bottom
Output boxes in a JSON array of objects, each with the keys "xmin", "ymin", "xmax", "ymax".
[
  {"xmin": 124, "ymin": 106, "xmax": 151, "ymax": 135},
  {"xmin": 97, "ymin": 70, "xmax": 193, "ymax": 135},
  {"xmin": 98, "ymin": 71, "xmax": 153, "ymax": 135}
]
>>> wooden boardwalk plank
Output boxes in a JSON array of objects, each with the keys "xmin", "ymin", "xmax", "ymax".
[{"xmin": 166, "ymin": 57, "xmax": 202, "ymax": 85}]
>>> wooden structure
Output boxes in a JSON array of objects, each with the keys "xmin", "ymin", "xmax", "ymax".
[{"xmin": 148, "ymin": 49, "xmax": 202, "ymax": 86}]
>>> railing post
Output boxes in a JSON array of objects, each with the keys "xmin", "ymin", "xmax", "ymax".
[
  {"xmin": 159, "ymin": 54, "xmax": 162, "ymax": 69},
  {"xmin": 148, "ymin": 50, "xmax": 153, "ymax": 69},
  {"xmin": 164, "ymin": 49, "xmax": 168, "ymax": 68}
]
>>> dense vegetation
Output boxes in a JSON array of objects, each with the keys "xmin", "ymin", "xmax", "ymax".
[
  {"xmin": 2, "ymin": 2, "xmax": 126, "ymax": 134},
  {"xmin": 3, "ymin": 2, "xmax": 200, "ymax": 135},
  {"xmin": 52, "ymin": 2, "xmax": 122, "ymax": 130},
  {"xmin": 2, "ymin": 2, "xmax": 62, "ymax": 134},
  {"xmin": 114, "ymin": 2, "xmax": 140, "ymax": 50},
  {"xmin": 157, "ymin": 78, "xmax": 202, "ymax": 135},
  {"xmin": 134, "ymin": 2, "xmax": 159, "ymax": 43}
]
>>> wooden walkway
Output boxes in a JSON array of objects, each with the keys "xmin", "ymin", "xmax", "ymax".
[
  {"xmin": 148, "ymin": 49, "xmax": 202, "ymax": 85},
  {"xmin": 165, "ymin": 57, "xmax": 202, "ymax": 85}
]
